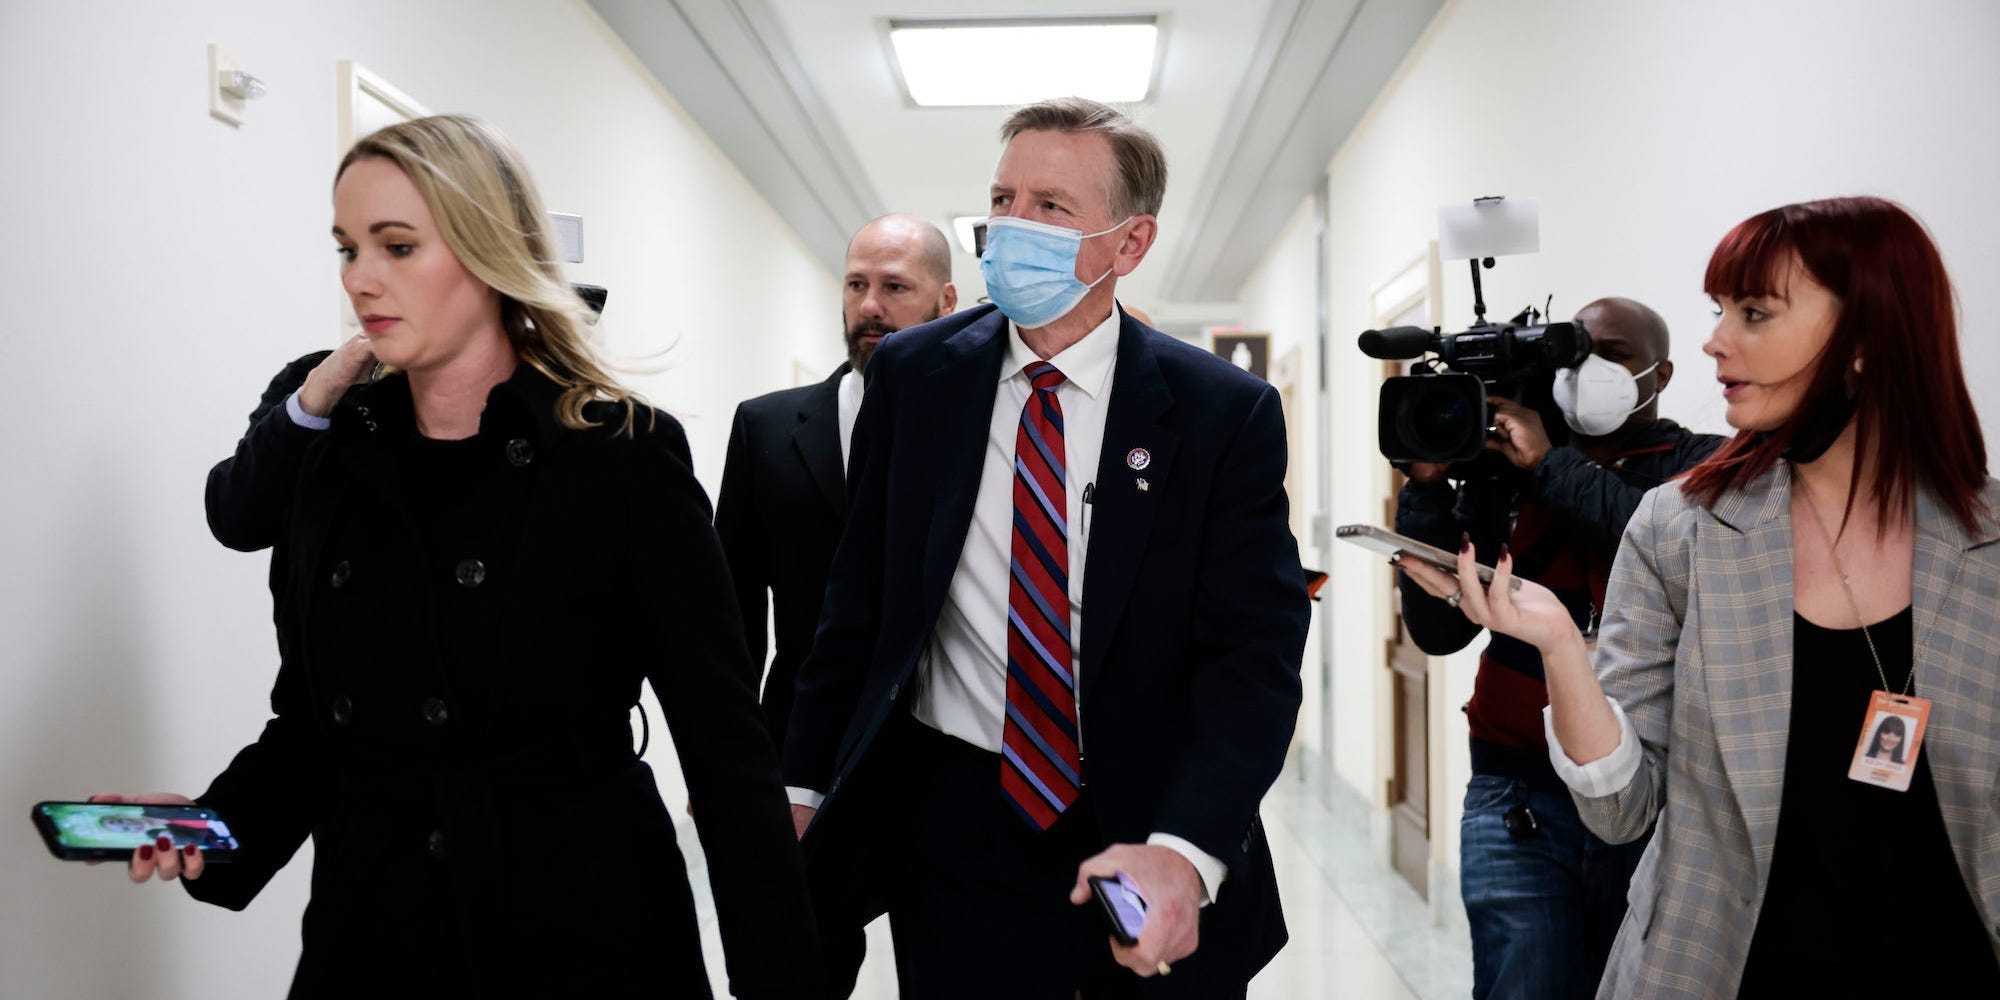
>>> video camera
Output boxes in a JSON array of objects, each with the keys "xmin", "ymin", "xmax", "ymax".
[
  {"xmin": 1362, "ymin": 310, "xmax": 1588, "ymax": 464},
  {"xmin": 1358, "ymin": 197, "xmax": 1589, "ymax": 466}
]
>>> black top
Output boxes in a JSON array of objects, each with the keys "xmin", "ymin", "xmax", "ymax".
[{"xmin": 1738, "ymin": 608, "xmax": 2000, "ymax": 995}]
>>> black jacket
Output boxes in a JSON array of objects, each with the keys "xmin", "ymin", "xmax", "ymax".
[
  {"xmin": 713, "ymin": 365, "xmax": 849, "ymax": 749},
  {"xmin": 186, "ymin": 364, "xmax": 823, "ymax": 998},
  {"xmin": 205, "ymin": 350, "xmax": 330, "ymax": 552}
]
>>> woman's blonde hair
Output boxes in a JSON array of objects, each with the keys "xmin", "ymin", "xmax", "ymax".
[{"xmin": 337, "ymin": 114, "xmax": 644, "ymax": 434}]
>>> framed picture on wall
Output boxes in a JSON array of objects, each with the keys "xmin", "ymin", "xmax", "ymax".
[{"xmin": 1210, "ymin": 331, "xmax": 1271, "ymax": 382}]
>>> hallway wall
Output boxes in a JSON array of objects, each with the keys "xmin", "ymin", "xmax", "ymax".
[
  {"xmin": 0, "ymin": 2, "xmax": 835, "ymax": 996},
  {"xmin": 1244, "ymin": 0, "xmax": 2000, "ymax": 921}
]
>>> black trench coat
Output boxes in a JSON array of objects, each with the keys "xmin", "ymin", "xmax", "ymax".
[{"xmin": 185, "ymin": 364, "xmax": 823, "ymax": 998}]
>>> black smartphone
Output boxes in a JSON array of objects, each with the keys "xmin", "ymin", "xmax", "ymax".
[
  {"xmin": 1088, "ymin": 873, "xmax": 1148, "ymax": 947},
  {"xmin": 31, "ymin": 801, "xmax": 238, "ymax": 863}
]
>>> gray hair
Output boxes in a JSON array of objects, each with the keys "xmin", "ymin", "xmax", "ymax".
[{"xmin": 999, "ymin": 97, "xmax": 1167, "ymax": 219}]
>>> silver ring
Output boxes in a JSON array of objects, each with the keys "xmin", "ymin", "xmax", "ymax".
[{"xmin": 1445, "ymin": 590, "xmax": 1463, "ymax": 609}]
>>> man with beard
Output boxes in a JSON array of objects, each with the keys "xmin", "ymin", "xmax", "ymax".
[
  {"xmin": 714, "ymin": 213, "xmax": 954, "ymax": 995},
  {"xmin": 716, "ymin": 211, "xmax": 956, "ymax": 756}
]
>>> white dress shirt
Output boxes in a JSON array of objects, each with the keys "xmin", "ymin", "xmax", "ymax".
[
  {"xmin": 836, "ymin": 368, "xmax": 863, "ymax": 471},
  {"xmin": 791, "ymin": 307, "xmax": 1226, "ymax": 904}
]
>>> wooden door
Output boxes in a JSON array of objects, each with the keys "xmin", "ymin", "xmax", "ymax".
[{"xmin": 1385, "ymin": 418, "xmax": 1430, "ymax": 899}]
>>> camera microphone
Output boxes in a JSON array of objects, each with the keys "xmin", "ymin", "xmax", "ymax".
[{"xmin": 1357, "ymin": 326, "xmax": 1435, "ymax": 360}]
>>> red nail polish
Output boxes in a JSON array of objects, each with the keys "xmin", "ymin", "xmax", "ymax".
[
  {"xmin": 183, "ymin": 844, "xmax": 197, "ymax": 858},
  {"xmin": 156, "ymin": 836, "xmax": 172, "ymax": 853},
  {"xmin": 1500, "ymin": 543, "xmax": 1511, "ymax": 560},
  {"xmin": 138, "ymin": 845, "xmax": 154, "ymax": 861}
]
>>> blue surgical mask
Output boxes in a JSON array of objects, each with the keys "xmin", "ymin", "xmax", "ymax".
[{"xmin": 980, "ymin": 215, "xmax": 1132, "ymax": 329}]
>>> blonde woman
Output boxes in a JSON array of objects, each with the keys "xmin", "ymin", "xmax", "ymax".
[{"xmin": 92, "ymin": 116, "xmax": 823, "ymax": 997}]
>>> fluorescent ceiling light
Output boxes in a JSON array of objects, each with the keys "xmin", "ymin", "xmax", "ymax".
[
  {"xmin": 890, "ymin": 18, "xmax": 1158, "ymax": 107},
  {"xmin": 952, "ymin": 216, "xmax": 985, "ymax": 255}
]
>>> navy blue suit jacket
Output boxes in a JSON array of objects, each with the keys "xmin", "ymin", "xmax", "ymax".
[{"xmin": 782, "ymin": 304, "xmax": 1308, "ymax": 986}]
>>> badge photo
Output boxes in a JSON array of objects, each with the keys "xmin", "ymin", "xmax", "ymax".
[{"xmin": 1847, "ymin": 689, "xmax": 1933, "ymax": 793}]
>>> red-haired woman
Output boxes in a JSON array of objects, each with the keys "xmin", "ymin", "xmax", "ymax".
[{"xmin": 1401, "ymin": 197, "xmax": 2000, "ymax": 996}]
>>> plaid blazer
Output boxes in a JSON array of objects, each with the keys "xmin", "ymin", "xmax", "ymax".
[{"xmin": 1578, "ymin": 465, "xmax": 2000, "ymax": 998}]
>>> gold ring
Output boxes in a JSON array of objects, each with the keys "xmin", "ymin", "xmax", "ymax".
[{"xmin": 1156, "ymin": 961, "xmax": 1172, "ymax": 976}]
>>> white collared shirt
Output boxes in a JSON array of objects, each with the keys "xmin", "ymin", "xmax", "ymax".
[
  {"xmin": 837, "ymin": 368, "xmax": 863, "ymax": 470},
  {"xmin": 910, "ymin": 308, "xmax": 1118, "ymax": 751}
]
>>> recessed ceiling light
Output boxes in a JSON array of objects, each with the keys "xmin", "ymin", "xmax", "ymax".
[
  {"xmin": 889, "ymin": 17, "xmax": 1158, "ymax": 108},
  {"xmin": 952, "ymin": 216, "xmax": 985, "ymax": 256}
]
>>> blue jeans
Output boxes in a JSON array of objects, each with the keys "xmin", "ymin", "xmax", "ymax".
[{"xmin": 1459, "ymin": 775, "xmax": 1649, "ymax": 1000}]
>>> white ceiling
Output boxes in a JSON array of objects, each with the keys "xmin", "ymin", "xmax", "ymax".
[
  {"xmin": 762, "ymin": 0, "xmax": 1275, "ymax": 316},
  {"xmin": 586, "ymin": 0, "xmax": 1442, "ymax": 335}
]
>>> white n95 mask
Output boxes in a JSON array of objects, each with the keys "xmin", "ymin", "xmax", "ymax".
[{"xmin": 1551, "ymin": 354, "xmax": 1659, "ymax": 437}]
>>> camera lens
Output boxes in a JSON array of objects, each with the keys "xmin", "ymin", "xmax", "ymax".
[{"xmin": 1399, "ymin": 383, "xmax": 1479, "ymax": 457}]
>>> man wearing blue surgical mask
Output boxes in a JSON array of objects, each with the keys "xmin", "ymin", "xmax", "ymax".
[
  {"xmin": 782, "ymin": 97, "xmax": 1307, "ymax": 998},
  {"xmin": 1394, "ymin": 297, "xmax": 1725, "ymax": 1000}
]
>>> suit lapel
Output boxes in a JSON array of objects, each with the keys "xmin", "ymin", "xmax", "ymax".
[
  {"xmin": 793, "ymin": 365, "xmax": 848, "ymax": 517},
  {"xmin": 918, "ymin": 311, "xmax": 1009, "ymax": 603},
  {"xmin": 1911, "ymin": 482, "xmax": 2000, "ymax": 887},
  {"xmin": 1080, "ymin": 318, "xmax": 1177, "ymax": 704},
  {"xmin": 1695, "ymin": 466, "xmax": 1794, "ymax": 886}
]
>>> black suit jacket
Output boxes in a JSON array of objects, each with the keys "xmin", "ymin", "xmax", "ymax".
[
  {"xmin": 714, "ymin": 363, "xmax": 851, "ymax": 748},
  {"xmin": 782, "ymin": 304, "xmax": 1309, "ymax": 990}
]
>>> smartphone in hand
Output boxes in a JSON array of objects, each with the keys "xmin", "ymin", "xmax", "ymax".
[
  {"xmin": 31, "ymin": 801, "xmax": 238, "ymax": 862},
  {"xmin": 1089, "ymin": 872, "xmax": 1149, "ymax": 946},
  {"xmin": 1336, "ymin": 524, "xmax": 1522, "ymax": 592}
]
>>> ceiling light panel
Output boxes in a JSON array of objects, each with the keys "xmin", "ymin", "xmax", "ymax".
[{"xmin": 889, "ymin": 18, "xmax": 1158, "ymax": 107}]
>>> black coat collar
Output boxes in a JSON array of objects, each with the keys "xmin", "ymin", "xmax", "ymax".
[{"xmin": 331, "ymin": 362, "xmax": 570, "ymax": 453}]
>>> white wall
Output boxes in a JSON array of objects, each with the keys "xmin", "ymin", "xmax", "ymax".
[
  {"xmin": 0, "ymin": 2, "xmax": 836, "ymax": 997},
  {"xmin": 1260, "ymin": 0, "xmax": 2000, "ymax": 917},
  {"xmin": 1236, "ymin": 199, "xmax": 1327, "ymax": 770}
]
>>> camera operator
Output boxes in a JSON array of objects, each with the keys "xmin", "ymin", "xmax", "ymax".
[{"xmin": 1395, "ymin": 296, "xmax": 1723, "ymax": 1000}]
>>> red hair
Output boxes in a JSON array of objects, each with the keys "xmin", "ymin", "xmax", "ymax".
[{"xmin": 1681, "ymin": 197, "xmax": 1989, "ymax": 532}]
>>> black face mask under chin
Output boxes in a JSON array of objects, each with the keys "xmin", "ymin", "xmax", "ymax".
[{"xmin": 1758, "ymin": 392, "xmax": 1859, "ymax": 464}]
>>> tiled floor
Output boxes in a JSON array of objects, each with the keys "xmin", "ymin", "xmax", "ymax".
[{"xmin": 687, "ymin": 764, "xmax": 1474, "ymax": 998}]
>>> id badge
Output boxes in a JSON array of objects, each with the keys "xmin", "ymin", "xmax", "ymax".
[{"xmin": 1847, "ymin": 689, "xmax": 1933, "ymax": 792}]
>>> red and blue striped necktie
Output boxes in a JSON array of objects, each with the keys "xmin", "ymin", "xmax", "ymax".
[{"xmin": 1002, "ymin": 361, "xmax": 1082, "ymax": 831}]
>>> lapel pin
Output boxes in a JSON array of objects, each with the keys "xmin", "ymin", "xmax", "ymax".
[
  {"xmin": 1136, "ymin": 477, "xmax": 1150, "ymax": 492},
  {"xmin": 1126, "ymin": 447, "xmax": 1151, "ymax": 471}
]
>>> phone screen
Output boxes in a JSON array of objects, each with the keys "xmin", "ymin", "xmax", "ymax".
[
  {"xmin": 1090, "ymin": 873, "xmax": 1148, "ymax": 944},
  {"xmin": 36, "ymin": 802, "xmax": 238, "ymax": 854}
]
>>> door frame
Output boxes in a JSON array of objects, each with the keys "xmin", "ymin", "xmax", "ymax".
[{"xmin": 1369, "ymin": 243, "xmax": 1447, "ymax": 898}]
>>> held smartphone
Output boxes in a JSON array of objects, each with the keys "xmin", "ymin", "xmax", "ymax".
[
  {"xmin": 1088, "ymin": 873, "xmax": 1149, "ymax": 947},
  {"xmin": 31, "ymin": 801, "xmax": 238, "ymax": 863},
  {"xmin": 1335, "ymin": 524, "xmax": 1522, "ymax": 593}
]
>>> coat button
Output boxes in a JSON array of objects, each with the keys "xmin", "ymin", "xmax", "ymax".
[
  {"xmin": 454, "ymin": 559, "xmax": 486, "ymax": 588},
  {"xmin": 422, "ymin": 697, "xmax": 449, "ymax": 725},
  {"xmin": 427, "ymin": 829, "xmax": 447, "ymax": 859},
  {"xmin": 505, "ymin": 438, "xmax": 534, "ymax": 467},
  {"xmin": 330, "ymin": 695, "xmax": 352, "ymax": 725},
  {"xmin": 329, "ymin": 561, "xmax": 352, "ymax": 588}
]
